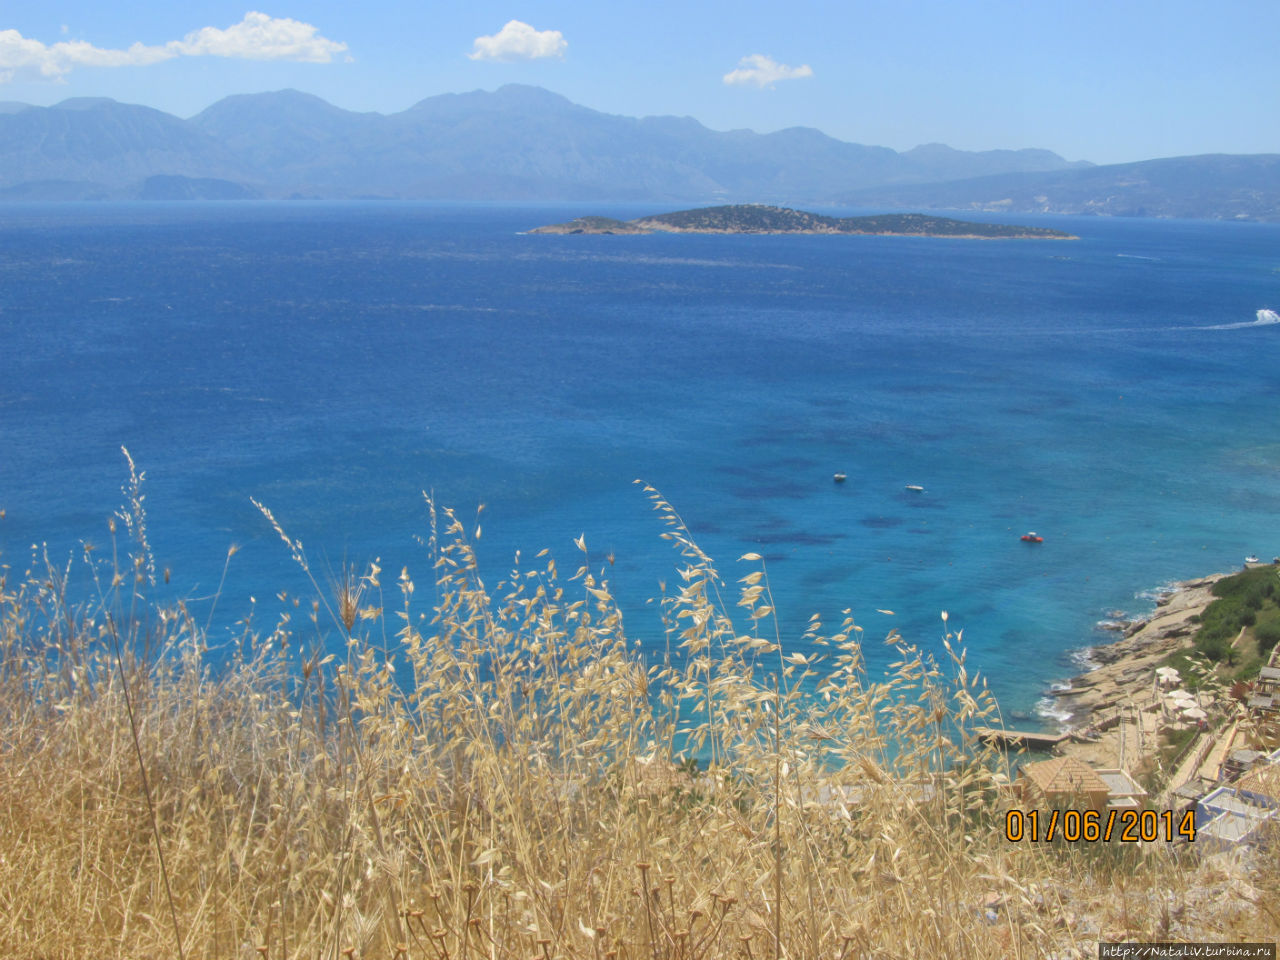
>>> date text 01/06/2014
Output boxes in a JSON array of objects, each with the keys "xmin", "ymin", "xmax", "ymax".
[{"xmin": 1004, "ymin": 809, "xmax": 1196, "ymax": 843}]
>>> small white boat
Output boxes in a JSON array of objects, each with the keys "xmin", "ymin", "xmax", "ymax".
[
  {"xmin": 905, "ymin": 484, "xmax": 924, "ymax": 492},
  {"xmin": 833, "ymin": 472, "xmax": 847, "ymax": 483},
  {"xmin": 1245, "ymin": 555, "xmax": 1261, "ymax": 565}
]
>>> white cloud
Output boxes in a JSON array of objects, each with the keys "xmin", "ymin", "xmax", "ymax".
[
  {"xmin": 168, "ymin": 11, "xmax": 347, "ymax": 62},
  {"xmin": 469, "ymin": 20, "xmax": 566, "ymax": 62},
  {"xmin": 0, "ymin": 12, "xmax": 347, "ymax": 83},
  {"xmin": 722, "ymin": 54, "xmax": 813, "ymax": 89},
  {"xmin": 0, "ymin": 30, "xmax": 173, "ymax": 81}
]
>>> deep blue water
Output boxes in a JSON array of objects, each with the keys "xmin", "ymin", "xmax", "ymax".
[{"xmin": 1, "ymin": 202, "xmax": 1278, "ymax": 723}]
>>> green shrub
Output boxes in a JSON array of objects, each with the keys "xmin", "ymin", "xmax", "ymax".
[
  {"xmin": 1199, "ymin": 635, "xmax": 1231, "ymax": 662},
  {"xmin": 1196, "ymin": 567, "xmax": 1280, "ymax": 660},
  {"xmin": 1255, "ymin": 618, "xmax": 1280, "ymax": 653}
]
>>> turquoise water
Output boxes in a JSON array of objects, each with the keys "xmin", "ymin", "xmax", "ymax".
[{"xmin": 1, "ymin": 202, "xmax": 1278, "ymax": 723}]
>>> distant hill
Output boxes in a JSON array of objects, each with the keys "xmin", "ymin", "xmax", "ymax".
[
  {"xmin": 137, "ymin": 175, "xmax": 261, "ymax": 201},
  {"xmin": 0, "ymin": 98, "xmax": 254, "ymax": 193},
  {"xmin": 186, "ymin": 85, "xmax": 1095, "ymax": 202},
  {"xmin": 189, "ymin": 90, "xmax": 386, "ymax": 193},
  {"xmin": 0, "ymin": 85, "xmax": 1274, "ymax": 220},
  {"xmin": 0, "ymin": 179, "xmax": 115, "ymax": 201},
  {"xmin": 532, "ymin": 205, "xmax": 1076, "ymax": 238},
  {"xmin": 845, "ymin": 154, "xmax": 1280, "ymax": 221},
  {"xmin": 899, "ymin": 142, "xmax": 1088, "ymax": 183},
  {"xmin": 0, "ymin": 85, "xmax": 1090, "ymax": 205}
]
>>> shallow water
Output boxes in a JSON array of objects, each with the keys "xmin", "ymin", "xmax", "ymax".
[{"xmin": 2, "ymin": 202, "xmax": 1277, "ymax": 722}]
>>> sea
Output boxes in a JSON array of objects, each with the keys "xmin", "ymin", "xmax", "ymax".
[{"xmin": 2, "ymin": 201, "xmax": 1278, "ymax": 727}]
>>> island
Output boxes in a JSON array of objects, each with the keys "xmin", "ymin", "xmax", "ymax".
[{"xmin": 529, "ymin": 204, "xmax": 1077, "ymax": 239}]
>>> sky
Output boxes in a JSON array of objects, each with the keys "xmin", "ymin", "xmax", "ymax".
[{"xmin": 1, "ymin": 1, "xmax": 1278, "ymax": 165}]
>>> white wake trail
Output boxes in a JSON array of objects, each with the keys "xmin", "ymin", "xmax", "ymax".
[{"xmin": 1198, "ymin": 308, "xmax": 1280, "ymax": 331}]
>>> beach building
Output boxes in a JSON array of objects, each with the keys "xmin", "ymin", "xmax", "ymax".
[
  {"xmin": 1221, "ymin": 749, "xmax": 1267, "ymax": 782},
  {"xmin": 1253, "ymin": 665, "xmax": 1280, "ymax": 711},
  {"xmin": 1234, "ymin": 761, "xmax": 1280, "ymax": 804},
  {"xmin": 1172, "ymin": 778, "xmax": 1215, "ymax": 813},
  {"xmin": 1193, "ymin": 784, "xmax": 1279, "ymax": 851},
  {"xmin": 1241, "ymin": 652, "xmax": 1280, "ymax": 747},
  {"xmin": 1249, "ymin": 678, "xmax": 1278, "ymax": 712},
  {"xmin": 1094, "ymin": 768, "xmax": 1148, "ymax": 810},
  {"xmin": 1258, "ymin": 665, "xmax": 1280, "ymax": 696},
  {"xmin": 1246, "ymin": 669, "xmax": 1280, "ymax": 748},
  {"xmin": 1018, "ymin": 756, "xmax": 1149, "ymax": 812},
  {"xmin": 1018, "ymin": 757, "xmax": 1110, "ymax": 812}
]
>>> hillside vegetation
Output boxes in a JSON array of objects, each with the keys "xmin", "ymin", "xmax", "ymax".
[
  {"xmin": 0, "ymin": 469, "xmax": 1272, "ymax": 958},
  {"xmin": 534, "ymin": 205, "xmax": 1076, "ymax": 238},
  {"xmin": 1185, "ymin": 565, "xmax": 1280, "ymax": 678}
]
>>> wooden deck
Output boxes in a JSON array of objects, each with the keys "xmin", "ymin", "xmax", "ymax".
[{"xmin": 976, "ymin": 727, "xmax": 1069, "ymax": 750}]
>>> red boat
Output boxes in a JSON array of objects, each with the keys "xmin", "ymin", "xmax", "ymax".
[{"xmin": 1020, "ymin": 532, "xmax": 1044, "ymax": 543}]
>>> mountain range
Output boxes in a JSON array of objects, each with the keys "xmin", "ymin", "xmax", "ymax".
[{"xmin": 0, "ymin": 85, "xmax": 1276, "ymax": 221}]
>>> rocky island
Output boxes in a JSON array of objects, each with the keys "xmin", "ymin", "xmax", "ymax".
[{"xmin": 530, "ymin": 204, "xmax": 1077, "ymax": 239}]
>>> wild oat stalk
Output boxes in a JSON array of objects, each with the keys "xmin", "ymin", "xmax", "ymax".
[
  {"xmin": 0, "ymin": 474, "xmax": 1272, "ymax": 958},
  {"xmin": 109, "ymin": 449, "xmax": 186, "ymax": 960}
]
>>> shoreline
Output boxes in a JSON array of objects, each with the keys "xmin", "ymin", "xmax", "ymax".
[{"xmin": 1040, "ymin": 572, "xmax": 1229, "ymax": 770}]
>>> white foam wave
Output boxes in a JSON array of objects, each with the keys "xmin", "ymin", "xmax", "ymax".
[
  {"xmin": 1199, "ymin": 308, "xmax": 1280, "ymax": 331},
  {"xmin": 1034, "ymin": 696, "xmax": 1074, "ymax": 726},
  {"xmin": 1069, "ymin": 646, "xmax": 1101, "ymax": 672},
  {"xmin": 1136, "ymin": 582, "xmax": 1180, "ymax": 603}
]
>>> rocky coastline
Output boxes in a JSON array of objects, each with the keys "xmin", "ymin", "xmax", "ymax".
[{"xmin": 1045, "ymin": 573, "xmax": 1228, "ymax": 768}]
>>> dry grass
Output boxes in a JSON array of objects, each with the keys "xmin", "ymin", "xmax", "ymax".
[{"xmin": 0, "ymin": 470, "xmax": 1275, "ymax": 959}]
